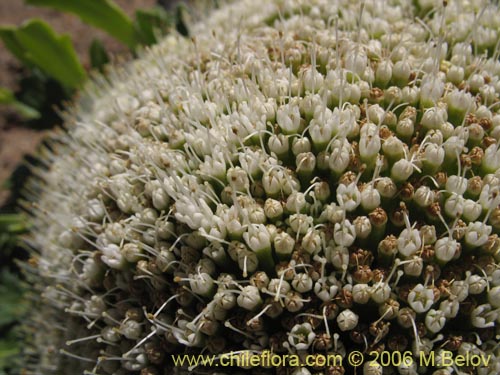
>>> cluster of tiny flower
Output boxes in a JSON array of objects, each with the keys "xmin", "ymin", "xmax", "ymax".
[{"xmin": 23, "ymin": 0, "xmax": 500, "ymax": 374}]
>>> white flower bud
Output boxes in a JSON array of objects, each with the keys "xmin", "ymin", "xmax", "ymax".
[
  {"xmin": 337, "ymin": 309, "xmax": 359, "ymax": 331},
  {"xmin": 101, "ymin": 244, "xmax": 127, "ymax": 270},
  {"xmin": 86, "ymin": 199, "xmax": 105, "ymax": 222},
  {"xmin": 434, "ymin": 237, "xmax": 458, "ymax": 263},
  {"xmin": 214, "ymin": 291, "xmax": 236, "ymax": 310},
  {"xmin": 425, "ymin": 309, "xmax": 446, "ymax": 333},
  {"xmin": 364, "ymin": 360, "xmax": 383, "ymax": 375},
  {"xmin": 302, "ymin": 67, "xmax": 324, "ymax": 93},
  {"xmin": 446, "ymin": 90, "xmax": 474, "ymax": 120},
  {"xmin": 404, "ymin": 256, "xmax": 423, "ymax": 277},
  {"xmin": 439, "ymin": 298, "xmax": 459, "ymax": 319},
  {"xmin": 121, "ymin": 320, "xmax": 142, "ymax": 340},
  {"xmin": 334, "ymin": 220, "xmax": 356, "ymax": 247},
  {"xmin": 268, "ymin": 279, "xmax": 291, "ymax": 298},
  {"xmin": 264, "ymin": 198, "xmax": 283, "ymax": 220},
  {"xmin": 302, "ymin": 229, "xmax": 321, "ymax": 254},
  {"xmin": 375, "ymin": 177, "xmax": 397, "ymax": 198},
  {"xmin": 446, "ymin": 175, "xmax": 468, "ymax": 195},
  {"xmin": 359, "ymin": 132, "xmax": 381, "ymax": 161},
  {"xmin": 286, "ymin": 192, "xmax": 307, "ymax": 213},
  {"xmin": 330, "ymin": 245, "xmax": 349, "ymax": 270},
  {"xmin": 239, "ymin": 149, "xmax": 264, "ymax": 179},
  {"xmin": 360, "ymin": 185, "xmax": 381, "ymax": 211},
  {"xmin": 292, "ymin": 368, "xmax": 311, "ymax": 375},
  {"xmin": 396, "ymin": 118, "xmax": 414, "ymax": 139},
  {"xmin": 352, "ymin": 283, "xmax": 371, "ymax": 304},
  {"xmin": 274, "ymin": 232, "xmax": 295, "ymax": 259},
  {"xmin": 488, "ymin": 286, "xmax": 500, "ymax": 308},
  {"xmin": 471, "ymin": 304, "xmax": 498, "ymax": 328},
  {"xmin": 244, "ymin": 224, "xmax": 271, "ymax": 253},
  {"xmin": 391, "ymin": 159, "xmax": 414, "ymax": 183},
  {"xmin": 480, "ymin": 84, "xmax": 497, "ymax": 104},
  {"xmin": 289, "ymin": 214, "xmax": 313, "ymax": 234},
  {"xmin": 443, "ymin": 136, "xmax": 466, "ymax": 160},
  {"xmin": 468, "ymin": 74, "xmax": 485, "ymax": 93},
  {"xmin": 401, "ymin": 86, "xmax": 419, "ymax": 105},
  {"xmin": 420, "ymin": 75, "xmax": 444, "ymax": 107},
  {"xmin": 461, "ymin": 199, "xmax": 480, "ymax": 222},
  {"xmin": 152, "ymin": 188, "xmax": 170, "ymax": 210},
  {"xmin": 314, "ymin": 279, "xmax": 338, "ymax": 302},
  {"xmin": 467, "ymin": 274, "xmax": 487, "ymax": 295},
  {"xmin": 237, "ymin": 249, "xmax": 258, "ymax": 276},
  {"xmin": 450, "ymin": 280, "xmax": 469, "ymax": 302},
  {"xmin": 397, "ymin": 359, "xmax": 418, "ymax": 375},
  {"xmin": 105, "ymin": 222, "xmax": 125, "ymax": 244},
  {"xmin": 444, "ymin": 194, "xmax": 464, "ymax": 218},
  {"xmin": 408, "ymin": 284, "xmax": 434, "ymax": 313},
  {"xmin": 329, "ymin": 139, "xmax": 351, "ymax": 175},
  {"xmin": 354, "ymin": 216, "xmax": 372, "ymax": 240},
  {"xmin": 382, "ymin": 136, "xmax": 405, "ymax": 160},
  {"xmin": 227, "ymin": 167, "xmax": 250, "ymax": 192},
  {"xmin": 336, "ymin": 182, "xmax": 361, "ymax": 212},
  {"xmin": 421, "ymin": 106, "xmax": 447, "ymax": 130},
  {"xmin": 288, "ymin": 322, "xmax": 316, "ymax": 350},
  {"xmin": 423, "ymin": 143, "xmax": 445, "ymax": 170},
  {"xmin": 398, "ymin": 228, "xmax": 422, "ymax": 257},
  {"xmin": 320, "ymin": 203, "xmax": 344, "ymax": 224},
  {"xmin": 414, "ymin": 186, "xmax": 435, "ymax": 207},
  {"xmin": 482, "ymin": 144, "xmax": 500, "ymax": 173},
  {"xmin": 296, "ymin": 152, "xmax": 316, "ymax": 174},
  {"xmin": 446, "ymin": 65, "xmax": 464, "ymax": 85},
  {"xmin": 292, "ymin": 273, "xmax": 313, "ymax": 293},
  {"xmin": 237, "ymin": 285, "xmax": 262, "ymax": 311},
  {"xmin": 393, "ymin": 60, "xmax": 411, "ymax": 85},
  {"xmin": 465, "ymin": 221, "xmax": 492, "ymax": 247},
  {"xmin": 277, "ymin": 104, "xmax": 302, "ymax": 134},
  {"xmin": 371, "ymin": 282, "xmax": 391, "ymax": 304},
  {"xmin": 314, "ymin": 181, "xmax": 331, "ymax": 202},
  {"xmin": 121, "ymin": 243, "xmax": 143, "ymax": 263},
  {"xmin": 375, "ymin": 60, "xmax": 393, "ymax": 87},
  {"xmin": 188, "ymin": 272, "xmax": 215, "ymax": 297}
]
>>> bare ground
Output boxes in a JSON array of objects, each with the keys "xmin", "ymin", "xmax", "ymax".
[{"xmin": 0, "ymin": 0, "xmax": 156, "ymax": 205}]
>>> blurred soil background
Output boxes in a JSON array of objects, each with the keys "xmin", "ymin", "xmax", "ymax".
[{"xmin": 0, "ymin": 0, "xmax": 162, "ymax": 206}]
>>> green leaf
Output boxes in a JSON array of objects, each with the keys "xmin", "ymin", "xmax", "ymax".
[
  {"xmin": 0, "ymin": 87, "xmax": 40, "ymax": 120},
  {"xmin": 0, "ymin": 28, "xmax": 31, "ymax": 66},
  {"xmin": 0, "ymin": 214, "xmax": 28, "ymax": 233},
  {"xmin": 0, "ymin": 270, "xmax": 27, "ymax": 328},
  {"xmin": 0, "ymin": 88, "xmax": 15, "ymax": 103},
  {"xmin": 26, "ymin": 0, "xmax": 140, "ymax": 49},
  {"xmin": 175, "ymin": 3, "xmax": 190, "ymax": 37},
  {"xmin": 89, "ymin": 39, "xmax": 110, "ymax": 72},
  {"xmin": 11, "ymin": 101, "xmax": 41, "ymax": 120},
  {"xmin": 0, "ymin": 332, "xmax": 20, "ymax": 372},
  {"xmin": 135, "ymin": 7, "xmax": 172, "ymax": 46},
  {"xmin": 0, "ymin": 20, "xmax": 86, "ymax": 89}
]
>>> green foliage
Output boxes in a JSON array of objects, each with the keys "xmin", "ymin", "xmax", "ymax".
[
  {"xmin": 0, "ymin": 329, "xmax": 22, "ymax": 375},
  {"xmin": 26, "ymin": 0, "xmax": 141, "ymax": 49},
  {"xmin": 0, "ymin": 214, "xmax": 29, "ymax": 254},
  {"xmin": 0, "ymin": 29, "xmax": 29, "ymax": 66},
  {"xmin": 14, "ymin": 68, "xmax": 67, "ymax": 128},
  {"xmin": 0, "ymin": 271, "xmax": 28, "ymax": 375},
  {"xmin": 175, "ymin": 3, "xmax": 190, "ymax": 37},
  {"xmin": 0, "ymin": 20, "xmax": 86, "ymax": 90},
  {"xmin": 89, "ymin": 39, "xmax": 110, "ymax": 72},
  {"xmin": 135, "ymin": 6, "xmax": 173, "ymax": 46},
  {"xmin": 0, "ymin": 270, "xmax": 27, "ymax": 327},
  {"xmin": 0, "ymin": 87, "xmax": 40, "ymax": 120}
]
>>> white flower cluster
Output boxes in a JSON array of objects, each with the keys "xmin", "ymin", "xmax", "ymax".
[{"xmin": 23, "ymin": 0, "xmax": 500, "ymax": 374}]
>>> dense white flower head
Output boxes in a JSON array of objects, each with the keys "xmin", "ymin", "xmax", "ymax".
[{"xmin": 23, "ymin": 0, "xmax": 500, "ymax": 374}]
